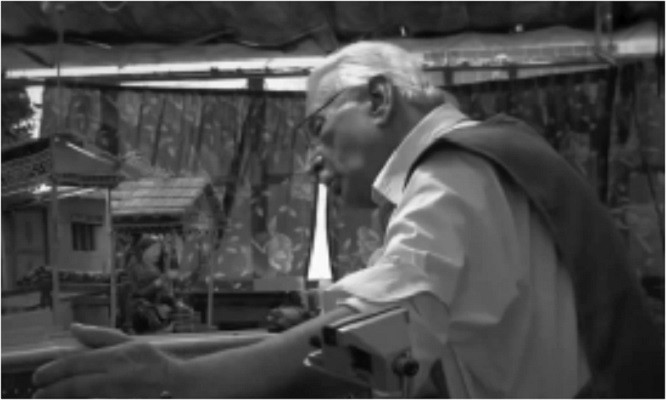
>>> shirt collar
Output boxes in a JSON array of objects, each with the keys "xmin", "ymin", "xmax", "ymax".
[{"xmin": 371, "ymin": 103, "xmax": 476, "ymax": 206}]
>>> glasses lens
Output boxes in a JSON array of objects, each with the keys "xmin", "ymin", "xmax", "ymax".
[{"xmin": 307, "ymin": 115, "xmax": 324, "ymax": 140}]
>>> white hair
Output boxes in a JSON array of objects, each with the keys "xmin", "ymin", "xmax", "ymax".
[{"xmin": 306, "ymin": 41, "xmax": 449, "ymax": 114}]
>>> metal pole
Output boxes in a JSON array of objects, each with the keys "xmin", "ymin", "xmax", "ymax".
[
  {"xmin": 106, "ymin": 188, "xmax": 117, "ymax": 327},
  {"xmin": 49, "ymin": 0, "xmax": 66, "ymax": 328}
]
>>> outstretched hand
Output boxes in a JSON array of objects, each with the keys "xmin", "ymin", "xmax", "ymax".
[{"xmin": 32, "ymin": 323, "xmax": 187, "ymax": 398}]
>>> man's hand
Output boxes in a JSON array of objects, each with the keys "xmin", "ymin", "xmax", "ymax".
[{"xmin": 32, "ymin": 324, "xmax": 186, "ymax": 398}]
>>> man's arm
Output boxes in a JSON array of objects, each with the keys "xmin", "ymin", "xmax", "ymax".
[
  {"xmin": 33, "ymin": 307, "xmax": 366, "ymax": 398},
  {"xmin": 179, "ymin": 306, "xmax": 365, "ymax": 398}
]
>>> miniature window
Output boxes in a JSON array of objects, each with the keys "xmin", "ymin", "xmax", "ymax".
[{"xmin": 71, "ymin": 222, "xmax": 96, "ymax": 252}]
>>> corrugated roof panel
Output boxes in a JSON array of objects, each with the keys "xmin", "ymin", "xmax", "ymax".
[
  {"xmin": 113, "ymin": 207, "xmax": 187, "ymax": 217},
  {"xmin": 110, "ymin": 177, "xmax": 215, "ymax": 221}
]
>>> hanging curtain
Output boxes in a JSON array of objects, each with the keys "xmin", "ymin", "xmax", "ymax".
[
  {"xmin": 606, "ymin": 62, "xmax": 664, "ymax": 279},
  {"xmin": 327, "ymin": 60, "xmax": 664, "ymax": 281},
  {"xmin": 41, "ymin": 86, "xmax": 317, "ymax": 282}
]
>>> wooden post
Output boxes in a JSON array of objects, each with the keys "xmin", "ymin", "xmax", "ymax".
[
  {"xmin": 106, "ymin": 188, "xmax": 117, "ymax": 327},
  {"xmin": 49, "ymin": 179, "xmax": 61, "ymax": 327},
  {"xmin": 206, "ymin": 230, "xmax": 214, "ymax": 329},
  {"xmin": 164, "ymin": 235, "xmax": 171, "ymax": 274}
]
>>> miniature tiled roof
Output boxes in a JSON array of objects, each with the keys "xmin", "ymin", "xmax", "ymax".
[{"xmin": 111, "ymin": 176, "xmax": 212, "ymax": 218}]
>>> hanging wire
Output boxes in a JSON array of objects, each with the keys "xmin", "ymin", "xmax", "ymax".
[
  {"xmin": 657, "ymin": 2, "xmax": 664, "ymax": 95},
  {"xmin": 55, "ymin": 3, "xmax": 65, "ymax": 133},
  {"xmin": 639, "ymin": 151, "xmax": 664, "ymax": 251}
]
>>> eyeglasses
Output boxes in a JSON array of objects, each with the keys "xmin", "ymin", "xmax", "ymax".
[{"xmin": 294, "ymin": 86, "xmax": 357, "ymax": 141}]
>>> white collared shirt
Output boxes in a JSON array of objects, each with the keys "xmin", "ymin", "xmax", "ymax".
[{"xmin": 327, "ymin": 104, "xmax": 590, "ymax": 397}]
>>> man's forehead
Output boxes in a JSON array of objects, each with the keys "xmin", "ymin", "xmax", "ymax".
[
  {"xmin": 306, "ymin": 65, "xmax": 375, "ymax": 114},
  {"xmin": 306, "ymin": 73, "xmax": 341, "ymax": 114}
]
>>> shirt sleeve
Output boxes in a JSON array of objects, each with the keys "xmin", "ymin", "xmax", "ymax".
[{"xmin": 327, "ymin": 149, "xmax": 475, "ymax": 306}]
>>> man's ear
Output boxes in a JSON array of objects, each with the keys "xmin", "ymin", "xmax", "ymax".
[{"xmin": 367, "ymin": 75, "xmax": 394, "ymax": 126}]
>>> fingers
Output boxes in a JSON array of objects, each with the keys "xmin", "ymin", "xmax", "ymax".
[
  {"xmin": 33, "ymin": 345, "xmax": 119, "ymax": 388},
  {"xmin": 34, "ymin": 324, "xmax": 131, "ymax": 388},
  {"xmin": 32, "ymin": 342, "xmax": 171, "ymax": 399},
  {"xmin": 33, "ymin": 373, "xmax": 107, "ymax": 399},
  {"xmin": 70, "ymin": 323, "xmax": 131, "ymax": 349}
]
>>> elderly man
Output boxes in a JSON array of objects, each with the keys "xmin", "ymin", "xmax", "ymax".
[{"xmin": 33, "ymin": 42, "xmax": 662, "ymax": 398}]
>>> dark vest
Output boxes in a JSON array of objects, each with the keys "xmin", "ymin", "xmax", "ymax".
[{"xmin": 408, "ymin": 114, "xmax": 664, "ymax": 398}]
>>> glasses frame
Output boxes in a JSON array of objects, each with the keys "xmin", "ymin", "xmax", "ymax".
[{"xmin": 294, "ymin": 85, "xmax": 360, "ymax": 141}]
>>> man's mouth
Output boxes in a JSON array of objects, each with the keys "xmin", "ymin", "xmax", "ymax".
[
  {"xmin": 328, "ymin": 176, "xmax": 343, "ymax": 196},
  {"xmin": 328, "ymin": 178, "xmax": 346, "ymax": 208},
  {"xmin": 308, "ymin": 155, "xmax": 344, "ymax": 198},
  {"xmin": 316, "ymin": 172, "xmax": 343, "ymax": 200}
]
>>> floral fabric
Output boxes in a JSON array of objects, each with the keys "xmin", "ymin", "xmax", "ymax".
[{"xmin": 41, "ymin": 87, "xmax": 316, "ymax": 281}]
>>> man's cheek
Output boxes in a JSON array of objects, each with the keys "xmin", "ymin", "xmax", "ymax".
[{"xmin": 336, "ymin": 149, "xmax": 365, "ymax": 174}]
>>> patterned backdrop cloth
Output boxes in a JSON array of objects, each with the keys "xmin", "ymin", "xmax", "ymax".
[
  {"xmin": 41, "ymin": 88, "xmax": 316, "ymax": 282},
  {"xmin": 41, "ymin": 60, "xmax": 663, "ymax": 283}
]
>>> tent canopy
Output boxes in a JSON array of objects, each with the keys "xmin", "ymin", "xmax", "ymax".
[
  {"xmin": 1, "ymin": 2, "xmax": 661, "ymax": 73},
  {"xmin": 3, "ymin": 2, "xmax": 657, "ymax": 47}
]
